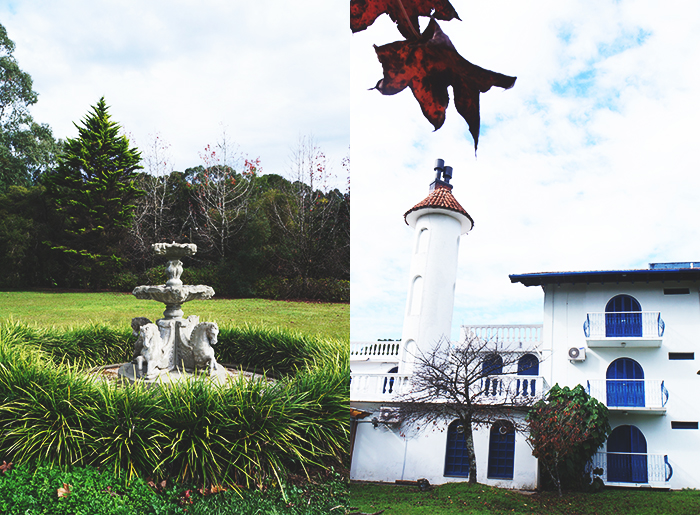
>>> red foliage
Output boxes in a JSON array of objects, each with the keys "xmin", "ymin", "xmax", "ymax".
[
  {"xmin": 351, "ymin": 0, "xmax": 460, "ymax": 39},
  {"xmin": 373, "ymin": 18, "xmax": 516, "ymax": 149}
]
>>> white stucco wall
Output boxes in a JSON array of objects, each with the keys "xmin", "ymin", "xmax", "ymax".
[
  {"xmin": 543, "ymin": 280, "xmax": 700, "ymax": 489},
  {"xmin": 351, "ymin": 404, "xmax": 538, "ymax": 490},
  {"xmin": 400, "ymin": 211, "xmax": 465, "ymax": 374}
]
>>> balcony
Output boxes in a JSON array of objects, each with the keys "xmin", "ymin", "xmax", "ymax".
[
  {"xmin": 350, "ymin": 341, "xmax": 401, "ymax": 362},
  {"xmin": 350, "ymin": 373, "xmax": 549, "ymax": 404},
  {"xmin": 461, "ymin": 324, "xmax": 542, "ymax": 347},
  {"xmin": 350, "ymin": 373, "xmax": 412, "ymax": 402},
  {"xmin": 590, "ymin": 452, "xmax": 672, "ymax": 486},
  {"xmin": 583, "ymin": 312, "xmax": 664, "ymax": 347},
  {"xmin": 479, "ymin": 375, "xmax": 549, "ymax": 405},
  {"xmin": 586, "ymin": 379, "xmax": 668, "ymax": 414}
]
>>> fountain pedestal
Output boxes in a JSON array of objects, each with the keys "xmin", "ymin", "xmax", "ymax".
[{"xmin": 117, "ymin": 243, "xmax": 227, "ymax": 384}]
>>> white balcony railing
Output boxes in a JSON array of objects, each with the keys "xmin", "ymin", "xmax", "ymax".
[
  {"xmin": 590, "ymin": 452, "xmax": 672, "ymax": 485},
  {"xmin": 586, "ymin": 380, "xmax": 668, "ymax": 413},
  {"xmin": 461, "ymin": 325, "xmax": 542, "ymax": 347},
  {"xmin": 479, "ymin": 375, "xmax": 549, "ymax": 404},
  {"xmin": 350, "ymin": 373, "xmax": 412, "ymax": 402},
  {"xmin": 350, "ymin": 373, "xmax": 549, "ymax": 404},
  {"xmin": 583, "ymin": 312, "xmax": 664, "ymax": 339},
  {"xmin": 350, "ymin": 341, "xmax": 401, "ymax": 361}
]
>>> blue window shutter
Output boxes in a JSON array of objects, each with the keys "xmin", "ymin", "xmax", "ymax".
[{"xmin": 444, "ymin": 420, "xmax": 470, "ymax": 477}]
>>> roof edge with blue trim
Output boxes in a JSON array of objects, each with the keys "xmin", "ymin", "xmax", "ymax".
[{"xmin": 510, "ymin": 263, "xmax": 700, "ymax": 287}]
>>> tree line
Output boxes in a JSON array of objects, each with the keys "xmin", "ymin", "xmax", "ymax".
[{"xmin": 0, "ymin": 25, "xmax": 348, "ymax": 301}]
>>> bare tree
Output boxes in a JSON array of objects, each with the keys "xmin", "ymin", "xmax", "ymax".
[
  {"xmin": 190, "ymin": 131, "xmax": 257, "ymax": 261},
  {"xmin": 263, "ymin": 134, "xmax": 349, "ymax": 279},
  {"xmin": 395, "ymin": 333, "xmax": 540, "ymax": 483},
  {"xmin": 130, "ymin": 134, "xmax": 175, "ymax": 256}
]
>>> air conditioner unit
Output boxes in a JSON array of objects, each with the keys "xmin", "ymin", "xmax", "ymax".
[{"xmin": 568, "ymin": 346, "xmax": 586, "ymax": 361}]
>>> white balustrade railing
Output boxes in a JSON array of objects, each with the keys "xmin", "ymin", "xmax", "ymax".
[
  {"xmin": 350, "ymin": 373, "xmax": 412, "ymax": 402},
  {"xmin": 350, "ymin": 373, "xmax": 549, "ymax": 404},
  {"xmin": 590, "ymin": 452, "xmax": 672, "ymax": 484},
  {"xmin": 583, "ymin": 312, "xmax": 664, "ymax": 339},
  {"xmin": 478, "ymin": 375, "xmax": 549, "ymax": 404},
  {"xmin": 461, "ymin": 325, "xmax": 542, "ymax": 346},
  {"xmin": 350, "ymin": 341, "xmax": 402, "ymax": 361},
  {"xmin": 586, "ymin": 379, "xmax": 668, "ymax": 409}
]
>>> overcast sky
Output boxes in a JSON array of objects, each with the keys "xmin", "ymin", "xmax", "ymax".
[
  {"xmin": 1, "ymin": 0, "xmax": 349, "ymax": 185},
  {"xmin": 351, "ymin": 0, "xmax": 700, "ymax": 341}
]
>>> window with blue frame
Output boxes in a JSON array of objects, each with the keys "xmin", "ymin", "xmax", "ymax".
[
  {"xmin": 607, "ymin": 425, "xmax": 648, "ymax": 483},
  {"xmin": 517, "ymin": 353, "xmax": 539, "ymax": 396},
  {"xmin": 487, "ymin": 421, "xmax": 515, "ymax": 479},
  {"xmin": 606, "ymin": 358, "xmax": 645, "ymax": 407},
  {"xmin": 482, "ymin": 353, "xmax": 503, "ymax": 396},
  {"xmin": 444, "ymin": 420, "xmax": 470, "ymax": 477},
  {"xmin": 605, "ymin": 294, "xmax": 642, "ymax": 337}
]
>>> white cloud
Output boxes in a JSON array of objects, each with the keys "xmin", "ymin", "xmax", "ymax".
[
  {"xmin": 1, "ymin": 0, "xmax": 349, "ymax": 182},
  {"xmin": 351, "ymin": 0, "xmax": 700, "ymax": 341}
]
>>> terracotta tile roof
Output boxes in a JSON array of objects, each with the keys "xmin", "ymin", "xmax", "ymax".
[{"xmin": 404, "ymin": 185, "xmax": 474, "ymax": 227}]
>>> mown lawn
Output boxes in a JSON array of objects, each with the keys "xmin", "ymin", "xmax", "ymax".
[
  {"xmin": 0, "ymin": 291, "xmax": 348, "ymax": 340},
  {"xmin": 350, "ymin": 481, "xmax": 700, "ymax": 515}
]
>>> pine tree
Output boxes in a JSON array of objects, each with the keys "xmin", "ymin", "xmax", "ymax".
[{"xmin": 45, "ymin": 97, "xmax": 143, "ymax": 287}]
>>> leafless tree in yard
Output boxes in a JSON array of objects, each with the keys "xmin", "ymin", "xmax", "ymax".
[{"xmin": 394, "ymin": 333, "xmax": 540, "ymax": 483}]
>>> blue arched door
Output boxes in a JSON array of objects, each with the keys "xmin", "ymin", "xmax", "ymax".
[
  {"xmin": 605, "ymin": 294, "xmax": 642, "ymax": 337},
  {"xmin": 487, "ymin": 421, "xmax": 515, "ymax": 479},
  {"xmin": 606, "ymin": 358, "xmax": 645, "ymax": 407},
  {"xmin": 444, "ymin": 420, "xmax": 470, "ymax": 477},
  {"xmin": 608, "ymin": 425, "xmax": 648, "ymax": 483}
]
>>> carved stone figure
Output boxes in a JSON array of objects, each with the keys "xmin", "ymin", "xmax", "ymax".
[
  {"xmin": 137, "ymin": 323, "xmax": 163, "ymax": 379},
  {"xmin": 190, "ymin": 322, "xmax": 219, "ymax": 374},
  {"xmin": 118, "ymin": 242, "xmax": 223, "ymax": 384}
]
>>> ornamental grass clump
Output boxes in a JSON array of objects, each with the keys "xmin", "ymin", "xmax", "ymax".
[{"xmin": 0, "ymin": 320, "xmax": 348, "ymax": 492}]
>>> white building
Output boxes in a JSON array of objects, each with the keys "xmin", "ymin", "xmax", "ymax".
[
  {"xmin": 509, "ymin": 264, "xmax": 700, "ymax": 488},
  {"xmin": 351, "ymin": 163, "xmax": 698, "ymax": 490},
  {"xmin": 350, "ymin": 161, "xmax": 543, "ymax": 490}
]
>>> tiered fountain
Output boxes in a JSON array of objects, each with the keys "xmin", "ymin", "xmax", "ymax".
[{"xmin": 117, "ymin": 242, "xmax": 228, "ymax": 384}]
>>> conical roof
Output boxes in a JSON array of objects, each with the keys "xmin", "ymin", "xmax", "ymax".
[{"xmin": 404, "ymin": 183, "xmax": 474, "ymax": 232}]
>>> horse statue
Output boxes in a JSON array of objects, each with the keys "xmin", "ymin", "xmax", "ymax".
[
  {"xmin": 189, "ymin": 322, "xmax": 219, "ymax": 375},
  {"xmin": 131, "ymin": 317, "xmax": 164, "ymax": 379}
]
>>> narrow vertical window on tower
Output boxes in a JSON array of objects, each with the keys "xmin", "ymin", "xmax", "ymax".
[
  {"xmin": 416, "ymin": 227, "xmax": 429, "ymax": 254},
  {"xmin": 410, "ymin": 276, "xmax": 423, "ymax": 316}
]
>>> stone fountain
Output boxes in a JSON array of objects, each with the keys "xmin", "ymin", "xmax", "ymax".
[{"xmin": 117, "ymin": 242, "xmax": 227, "ymax": 384}]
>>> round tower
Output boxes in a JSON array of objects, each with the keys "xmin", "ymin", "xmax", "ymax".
[{"xmin": 399, "ymin": 159, "xmax": 473, "ymax": 374}]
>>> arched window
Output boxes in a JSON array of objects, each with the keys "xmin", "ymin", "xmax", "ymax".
[
  {"xmin": 607, "ymin": 425, "xmax": 648, "ymax": 483},
  {"xmin": 444, "ymin": 420, "xmax": 470, "ymax": 477},
  {"xmin": 382, "ymin": 366, "xmax": 398, "ymax": 394},
  {"xmin": 416, "ymin": 227, "xmax": 429, "ymax": 254},
  {"xmin": 517, "ymin": 354, "xmax": 539, "ymax": 397},
  {"xmin": 482, "ymin": 354, "xmax": 503, "ymax": 397},
  {"xmin": 605, "ymin": 294, "xmax": 642, "ymax": 337},
  {"xmin": 487, "ymin": 421, "xmax": 515, "ymax": 479},
  {"xmin": 606, "ymin": 358, "xmax": 645, "ymax": 407},
  {"xmin": 409, "ymin": 276, "xmax": 423, "ymax": 316}
]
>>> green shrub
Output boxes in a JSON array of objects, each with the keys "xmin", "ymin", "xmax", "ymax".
[
  {"xmin": 254, "ymin": 276, "xmax": 349, "ymax": 303},
  {"xmin": 0, "ymin": 321, "xmax": 349, "ymax": 490}
]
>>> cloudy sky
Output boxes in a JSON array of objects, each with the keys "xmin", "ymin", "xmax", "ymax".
[
  {"xmin": 1, "ymin": 0, "xmax": 349, "ymax": 184},
  {"xmin": 351, "ymin": 0, "xmax": 700, "ymax": 341}
]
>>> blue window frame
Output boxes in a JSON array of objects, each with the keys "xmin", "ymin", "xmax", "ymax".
[
  {"xmin": 382, "ymin": 366, "xmax": 399, "ymax": 394},
  {"xmin": 517, "ymin": 354, "xmax": 539, "ymax": 396},
  {"xmin": 607, "ymin": 425, "xmax": 648, "ymax": 483},
  {"xmin": 606, "ymin": 358, "xmax": 645, "ymax": 407},
  {"xmin": 605, "ymin": 294, "xmax": 642, "ymax": 337},
  {"xmin": 487, "ymin": 422, "xmax": 515, "ymax": 479},
  {"xmin": 444, "ymin": 420, "xmax": 470, "ymax": 477},
  {"xmin": 482, "ymin": 354, "xmax": 503, "ymax": 396}
]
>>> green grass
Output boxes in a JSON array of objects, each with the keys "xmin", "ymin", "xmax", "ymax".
[
  {"xmin": 0, "ymin": 291, "xmax": 348, "ymax": 340},
  {"xmin": 349, "ymin": 481, "xmax": 700, "ymax": 515},
  {"xmin": 0, "ymin": 462, "xmax": 348, "ymax": 514}
]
